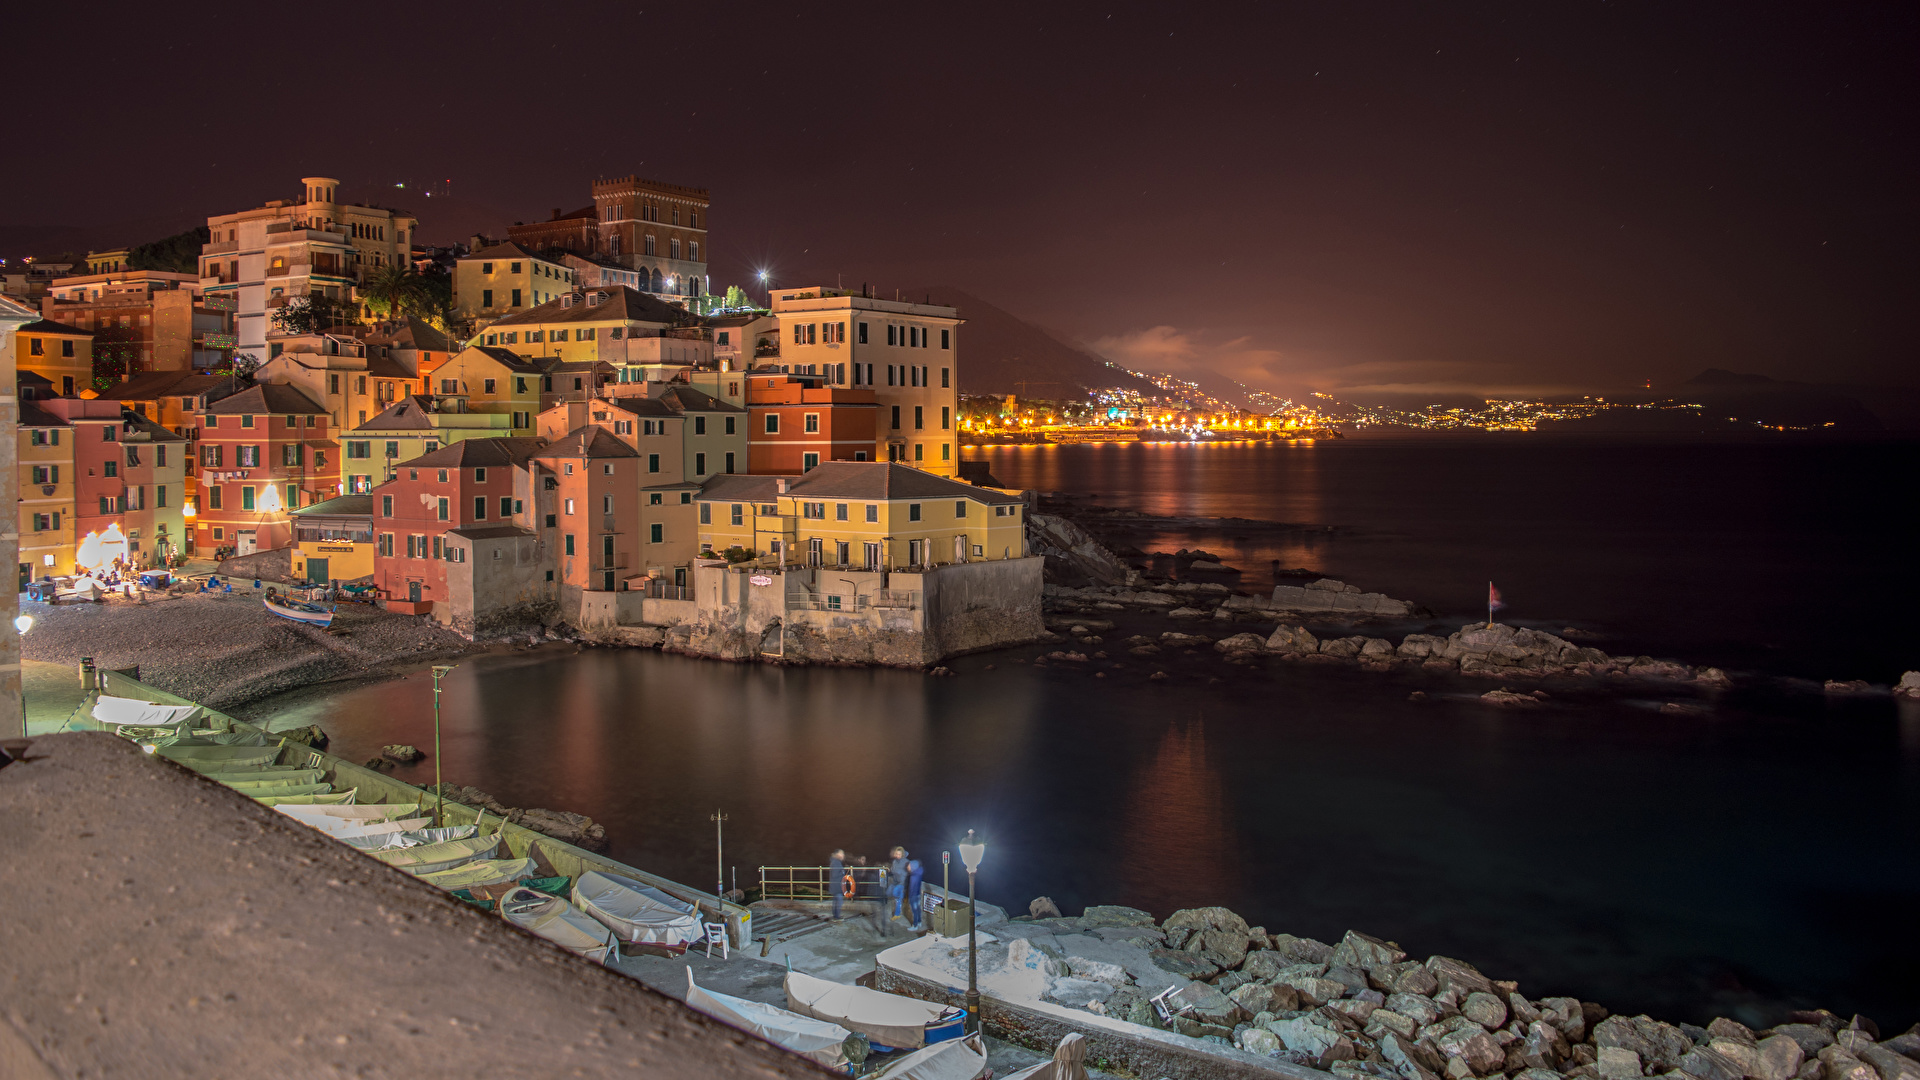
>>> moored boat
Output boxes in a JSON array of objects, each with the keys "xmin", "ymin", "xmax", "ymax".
[
  {"xmin": 499, "ymin": 887, "xmax": 617, "ymax": 964},
  {"xmin": 572, "ymin": 871, "xmax": 702, "ymax": 947},
  {"xmin": 685, "ymin": 968, "xmax": 861, "ymax": 1069},
  {"xmin": 783, "ymin": 970, "xmax": 966, "ymax": 1051},
  {"xmin": 263, "ymin": 593, "xmax": 335, "ymax": 628}
]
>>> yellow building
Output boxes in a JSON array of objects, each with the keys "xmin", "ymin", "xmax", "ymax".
[
  {"xmin": 18, "ymin": 398, "xmax": 77, "ymax": 580},
  {"xmin": 339, "ymin": 395, "xmax": 519, "ymax": 494},
  {"xmin": 426, "ymin": 345, "xmax": 546, "ymax": 425},
  {"xmin": 695, "ymin": 461, "xmax": 1025, "ymax": 570},
  {"xmin": 454, "ymin": 242, "xmax": 575, "ymax": 323},
  {"xmin": 288, "ymin": 494, "xmax": 375, "ymax": 584},
  {"xmin": 475, "ymin": 286, "xmax": 704, "ymax": 375},
  {"xmin": 14, "ymin": 319, "xmax": 93, "ymax": 397}
]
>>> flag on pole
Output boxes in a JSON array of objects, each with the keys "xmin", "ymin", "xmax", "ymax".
[{"xmin": 1488, "ymin": 583, "xmax": 1505, "ymax": 612}]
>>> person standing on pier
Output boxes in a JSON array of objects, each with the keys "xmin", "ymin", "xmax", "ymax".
[
  {"xmin": 888, "ymin": 847, "xmax": 909, "ymax": 920},
  {"xmin": 905, "ymin": 856, "xmax": 926, "ymax": 930},
  {"xmin": 829, "ymin": 849, "xmax": 847, "ymax": 921}
]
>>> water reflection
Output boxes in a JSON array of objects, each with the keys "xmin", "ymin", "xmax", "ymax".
[{"xmin": 1118, "ymin": 718, "xmax": 1240, "ymax": 915}]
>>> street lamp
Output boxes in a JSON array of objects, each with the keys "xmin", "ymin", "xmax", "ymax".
[
  {"xmin": 430, "ymin": 664, "xmax": 455, "ymax": 825},
  {"xmin": 958, "ymin": 830, "xmax": 985, "ymax": 1034}
]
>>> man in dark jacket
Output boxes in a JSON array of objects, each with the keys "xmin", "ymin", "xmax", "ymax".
[
  {"xmin": 887, "ymin": 847, "xmax": 909, "ymax": 920},
  {"xmin": 905, "ymin": 857, "xmax": 926, "ymax": 930},
  {"xmin": 829, "ymin": 849, "xmax": 846, "ymax": 920}
]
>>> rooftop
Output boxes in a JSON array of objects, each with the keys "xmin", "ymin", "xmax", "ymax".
[
  {"xmin": 206, "ymin": 383, "xmax": 328, "ymax": 416},
  {"xmin": 699, "ymin": 461, "xmax": 1023, "ymax": 505},
  {"xmin": 16, "ymin": 318, "xmax": 92, "ymax": 337},
  {"xmin": 488, "ymin": 287, "xmax": 687, "ymax": 330},
  {"xmin": 401, "ymin": 436, "xmax": 547, "ymax": 469},
  {"xmin": 535, "ymin": 426, "xmax": 641, "ymax": 461},
  {"xmin": 293, "ymin": 494, "xmax": 374, "ymax": 518}
]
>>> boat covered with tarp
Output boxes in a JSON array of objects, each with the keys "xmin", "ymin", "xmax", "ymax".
[
  {"xmin": 275, "ymin": 803, "xmax": 420, "ymax": 824},
  {"xmin": 338, "ymin": 824, "xmax": 474, "ymax": 851},
  {"xmin": 784, "ymin": 970, "xmax": 966, "ymax": 1051},
  {"xmin": 91, "ymin": 695, "xmax": 201, "ymax": 742},
  {"xmin": 193, "ymin": 767, "xmax": 323, "ymax": 785},
  {"xmin": 415, "ymin": 858, "xmax": 537, "ymax": 891},
  {"xmin": 254, "ymin": 790, "xmax": 357, "ymax": 806},
  {"xmin": 216, "ymin": 778, "xmax": 332, "ymax": 797},
  {"xmin": 159, "ymin": 745, "xmax": 281, "ymax": 770},
  {"xmin": 868, "ymin": 1033, "xmax": 990, "ymax": 1080},
  {"xmin": 263, "ymin": 593, "xmax": 335, "ymax": 628},
  {"xmin": 572, "ymin": 871, "xmax": 702, "ymax": 946},
  {"xmin": 685, "ymin": 968, "xmax": 859, "ymax": 1069},
  {"xmin": 370, "ymin": 833, "xmax": 502, "ymax": 875},
  {"xmin": 499, "ymin": 887, "xmax": 617, "ymax": 964}
]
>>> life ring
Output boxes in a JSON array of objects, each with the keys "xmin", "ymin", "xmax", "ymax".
[{"xmin": 841, "ymin": 873, "xmax": 856, "ymax": 899}]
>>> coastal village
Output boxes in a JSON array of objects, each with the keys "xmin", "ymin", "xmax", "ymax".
[{"xmin": 4, "ymin": 175, "xmax": 1919, "ymax": 1079}]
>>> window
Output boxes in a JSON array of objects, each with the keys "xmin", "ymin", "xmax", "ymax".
[
  {"xmin": 282, "ymin": 444, "xmax": 302, "ymax": 467},
  {"xmin": 212, "ymin": 527, "xmax": 224, "ymax": 541},
  {"xmin": 649, "ymin": 493, "xmax": 662, "ymax": 506},
  {"xmin": 483, "ymin": 289, "xmax": 493, "ymax": 308},
  {"xmin": 724, "ymin": 416, "xmax": 736, "ymax": 435},
  {"xmin": 28, "ymin": 338, "xmax": 42, "ymax": 356},
  {"xmin": 724, "ymin": 451, "xmax": 735, "ymax": 474},
  {"xmin": 209, "ymin": 487, "xmax": 222, "ymax": 510},
  {"xmin": 803, "ymin": 502, "xmax": 825, "ymax": 519},
  {"xmin": 765, "ymin": 414, "xmax": 779, "ymax": 434},
  {"xmin": 349, "ymin": 474, "xmax": 372, "ymax": 494},
  {"xmin": 694, "ymin": 416, "xmax": 706, "ymax": 435},
  {"xmin": 379, "ymin": 533, "xmax": 393, "ymax": 557},
  {"xmin": 545, "ymin": 513, "xmax": 556, "ymax": 528},
  {"xmin": 650, "ymin": 523, "xmax": 663, "ymax": 543},
  {"xmin": 730, "ymin": 504, "xmax": 743, "ymax": 526},
  {"xmin": 482, "ymin": 263, "xmax": 494, "ymax": 273},
  {"xmin": 564, "ymin": 534, "xmax": 575, "ymax": 556},
  {"xmin": 956, "ymin": 500, "xmax": 968, "ymax": 517},
  {"xmin": 914, "ymin": 406, "xmax": 924, "ymax": 430},
  {"xmin": 63, "ymin": 339, "xmax": 75, "ymax": 358},
  {"xmin": 511, "ymin": 289, "xmax": 521, "ymax": 307},
  {"xmin": 440, "ymin": 379, "xmax": 457, "ymax": 394},
  {"xmin": 603, "ymin": 463, "xmax": 614, "ymax": 475},
  {"xmin": 385, "ymin": 441, "xmax": 399, "ymax": 458},
  {"xmin": 104, "ymin": 460, "xmax": 118, "ymax": 478},
  {"xmin": 484, "ymin": 379, "xmax": 496, "ymax": 394},
  {"xmin": 499, "ymin": 496, "xmax": 513, "ymax": 518},
  {"xmin": 804, "ymin": 413, "xmax": 819, "ymax": 433},
  {"xmin": 908, "ymin": 503, "xmax": 921, "ymax": 522},
  {"xmin": 604, "ymin": 495, "xmax": 615, "ymax": 513},
  {"xmin": 891, "ymin": 406, "xmax": 900, "ymax": 429},
  {"xmin": 803, "ymin": 452, "xmax": 819, "ymax": 471},
  {"xmin": 942, "ymin": 406, "xmax": 951, "ymax": 430},
  {"xmin": 942, "ymin": 443, "xmax": 950, "ymax": 460},
  {"xmin": 104, "ymin": 425, "xmax": 117, "ymax": 442},
  {"xmin": 699, "ymin": 503, "xmax": 711, "ymax": 524},
  {"xmin": 648, "ymin": 454, "xmax": 660, "ymax": 473},
  {"xmin": 865, "ymin": 504, "xmax": 879, "ymax": 523},
  {"xmin": 436, "ymin": 497, "xmax": 449, "ymax": 521},
  {"xmin": 348, "ymin": 441, "xmax": 370, "ymax": 459},
  {"xmin": 694, "ymin": 452, "xmax": 705, "ymax": 475},
  {"xmin": 241, "ymin": 486, "xmax": 255, "ymax": 511},
  {"xmin": 565, "ymin": 498, "xmax": 575, "ymax": 514},
  {"xmin": 474, "ymin": 497, "xmax": 486, "ymax": 520},
  {"xmin": 914, "ymin": 443, "xmax": 925, "ymax": 461}
]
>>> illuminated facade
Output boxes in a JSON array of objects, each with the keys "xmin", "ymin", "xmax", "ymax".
[
  {"xmin": 505, "ymin": 175, "xmax": 709, "ymax": 298},
  {"xmin": 195, "ymin": 384, "xmax": 335, "ymax": 555}
]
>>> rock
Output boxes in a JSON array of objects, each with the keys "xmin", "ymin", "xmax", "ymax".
[
  {"xmin": 1817, "ymin": 1048, "xmax": 1877, "ymax": 1080},
  {"xmin": 1268, "ymin": 625, "xmax": 1321, "ymax": 654},
  {"xmin": 1150, "ymin": 670, "xmax": 1169, "ymax": 680},
  {"xmin": 1516, "ymin": 1070, "xmax": 1567, "ymax": 1080},
  {"xmin": 1481, "ymin": 689, "xmax": 1543, "ymax": 708},
  {"xmin": 1389, "ymin": 993, "xmax": 1444, "ymax": 1027},
  {"xmin": 1709, "ymin": 1040, "xmax": 1760, "ymax": 1077},
  {"xmin": 1396, "ymin": 967, "xmax": 1441, "ymax": 996},
  {"xmin": 1823, "ymin": 680, "xmax": 1871, "ymax": 695},
  {"xmin": 1029, "ymin": 896, "xmax": 1063, "ymax": 919},
  {"xmin": 1213, "ymin": 632, "xmax": 1269, "ymax": 654},
  {"xmin": 1172, "ymin": 1016, "xmax": 1235, "ymax": 1040},
  {"xmin": 1239, "ymin": 1026, "xmax": 1282, "ymax": 1055},
  {"xmin": 1231, "ymin": 981, "xmax": 1287, "ymax": 1016},
  {"xmin": 1360, "ymin": 637, "xmax": 1397, "ymax": 659},
  {"xmin": 1160, "ymin": 631, "xmax": 1211, "ymax": 645},
  {"xmin": 1798, "ymin": 1062, "xmax": 1827, "ymax": 1080},
  {"xmin": 381, "ymin": 743, "xmax": 424, "ymax": 762},
  {"xmin": 1281, "ymin": 974, "xmax": 1351, "ymax": 1007},
  {"xmin": 1861, "ymin": 1046, "xmax": 1920, "ymax": 1080},
  {"xmin": 1242, "ymin": 952, "xmax": 1292, "ymax": 981},
  {"xmin": 1524, "ymin": 1021, "xmax": 1570, "ymax": 1069},
  {"xmin": 1426, "ymin": 956, "xmax": 1494, "ymax": 997},
  {"xmin": 1190, "ymin": 927, "xmax": 1250, "ymax": 970},
  {"xmin": 1080, "ymin": 904, "xmax": 1155, "ymax": 928},
  {"xmin": 1773, "ymin": 1027, "xmax": 1837, "ymax": 1058},
  {"xmin": 1790, "ymin": 1012, "xmax": 1846, "ymax": 1034},
  {"xmin": 1682, "ymin": 1046, "xmax": 1748, "ymax": 1080},
  {"xmin": 1461, "ymin": 992, "xmax": 1508, "ymax": 1030},
  {"xmin": 1149, "ymin": 948, "xmax": 1220, "ymax": 980},
  {"xmin": 1541, "ymin": 997, "xmax": 1588, "ymax": 1043},
  {"xmin": 1271, "ymin": 934, "xmax": 1336, "ymax": 965},
  {"xmin": 1047, "ymin": 978, "xmax": 1116, "ymax": 1008},
  {"xmin": 1397, "ymin": 634, "xmax": 1448, "ymax": 659},
  {"xmin": 1834, "ymin": 1031, "xmax": 1876, "ymax": 1055},
  {"xmin": 1165, "ymin": 906, "xmax": 1251, "ymax": 936},
  {"xmin": 1168, "ymin": 606, "xmax": 1209, "ymax": 619},
  {"xmin": 1126, "ymin": 996, "xmax": 1161, "ymax": 1029},
  {"xmin": 1163, "ymin": 980, "xmax": 1244, "ymax": 1027},
  {"xmin": 1894, "ymin": 671, "xmax": 1920, "ymax": 699},
  {"xmin": 1369, "ymin": 1010, "xmax": 1419, "ymax": 1040},
  {"xmin": 1436, "ymin": 1026, "xmax": 1507, "ymax": 1075},
  {"xmin": 1329, "ymin": 998, "xmax": 1381, "ymax": 1022},
  {"xmin": 1598, "ymin": 1047, "xmax": 1644, "ymax": 1080},
  {"xmin": 516, "ymin": 808, "xmax": 606, "ymax": 849},
  {"xmin": 1369, "ymin": 961, "xmax": 1420, "ymax": 991},
  {"xmin": 1272, "ymin": 1016, "xmax": 1359, "ymax": 1068},
  {"xmin": 1695, "ymin": 667, "xmax": 1734, "ymax": 688},
  {"xmin": 1595, "ymin": 1015, "xmax": 1695, "ymax": 1072},
  {"xmin": 361, "ymin": 757, "xmax": 392, "ymax": 769},
  {"xmin": 1067, "ymin": 959, "xmax": 1129, "ymax": 986},
  {"xmin": 1510, "ymin": 995, "xmax": 1543, "ymax": 1026},
  {"xmin": 1754, "ymin": 1035, "xmax": 1809, "ymax": 1080},
  {"xmin": 1324, "ymin": 964, "xmax": 1371, "ymax": 995},
  {"xmin": 1379, "ymin": 1032, "xmax": 1445, "ymax": 1080},
  {"xmin": 1321, "ymin": 636, "xmax": 1367, "ymax": 658},
  {"xmin": 1332, "ymin": 930, "xmax": 1409, "ymax": 969},
  {"xmin": 277, "ymin": 724, "xmax": 329, "ymax": 749},
  {"xmin": 1882, "ymin": 1026, "xmax": 1920, "ymax": 1059},
  {"xmin": 1213, "ymin": 970, "xmax": 1254, "ymax": 995}
]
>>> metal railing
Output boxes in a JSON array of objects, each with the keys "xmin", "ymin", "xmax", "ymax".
[
  {"xmin": 759, "ymin": 865, "xmax": 891, "ymax": 902},
  {"xmin": 643, "ymin": 580, "xmax": 690, "ymax": 600},
  {"xmin": 873, "ymin": 589, "xmax": 918, "ymax": 609}
]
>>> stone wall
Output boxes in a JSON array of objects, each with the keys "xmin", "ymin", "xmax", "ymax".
[
  {"xmin": 443, "ymin": 532, "xmax": 557, "ymax": 638},
  {"xmin": 216, "ymin": 545, "xmax": 293, "ymax": 582},
  {"xmin": 921, "ymin": 556, "xmax": 1046, "ymax": 658}
]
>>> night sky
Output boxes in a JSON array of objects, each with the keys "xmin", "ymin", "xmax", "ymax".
[{"xmin": 10, "ymin": 2, "xmax": 1915, "ymax": 398}]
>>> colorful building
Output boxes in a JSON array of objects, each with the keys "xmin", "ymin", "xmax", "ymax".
[
  {"xmin": 12, "ymin": 319, "xmax": 93, "ymax": 398},
  {"xmin": 36, "ymin": 399, "xmax": 188, "ymax": 569},
  {"xmin": 340, "ymin": 395, "xmax": 517, "ymax": 494},
  {"xmin": 423, "ymin": 345, "xmax": 545, "ymax": 429},
  {"xmin": 17, "ymin": 396, "xmax": 75, "ymax": 580},
  {"xmin": 195, "ymin": 384, "xmax": 335, "ymax": 555},
  {"xmin": 531, "ymin": 427, "xmax": 641, "ymax": 599},
  {"xmin": 289, "ymin": 495, "xmax": 375, "ymax": 584},
  {"xmin": 42, "ymin": 270, "xmax": 233, "ymax": 378},
  {"xmin": 743, "ymin": 372, "xmax": 878, "ymax": 474},
  {"xmin": 694, "ymin": 461, "xmax": 1024, "ymax": 570},
  {"xmin": 505, "ymin": 175, "xmax": 709, "ymax": 299},
  {"xmin": 453, "ymin": 242, "xmax": 575, "ymax": 323},
  {"xmin": 369, "ymin": 438, "xmax": 545, "ymax": 613},
  {"xmin": 475, "ymin": 286, "xmax": 706, "ymax": 373}
]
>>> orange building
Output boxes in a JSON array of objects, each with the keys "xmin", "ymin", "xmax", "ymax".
[
  {"xmin": 745, "ymin": 373, "xmax": 877, "ymax": 474},
  {"xmin": 195, "ymin": 385, "xmax": 334, "ymax": 555}
]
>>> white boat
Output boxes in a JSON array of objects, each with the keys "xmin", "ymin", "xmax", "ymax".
[
  {"xmin": 159, "ymin": 745, "xmax": 281, "ymax": 770},
  {"xmin": 869, "ymin": 1033, "xmax": 990, "ymax": 1080},
  {"xmin": 415, "ymin": 858, "xmax": 536, "ymax": 891},
  {"xmin": 369, "ymin": 834, "xmax": 501, "ymax": 875},
  {"xmin": 783, "ymin": 970, "xmax": 967, "ymax": 1051},
  {"xmin": 684, "ymin": 968, "xmax": 856, "ymax": 1069},
  {"xmin": 572, "ymin": 871, "xmax": 702, "ymax": 947},
  {"xmin": 263, "ymin": 593, "xmax": 335, "ymax": 628},
  {"xmin": 499, "ymin": 887, "xmax": 618, "ymax": 964},
  {"xmin": 216, "ymin": 778, "xmax": 332, "ymax": 796},
  {"xmin": 275, "ymin": 803, "xmax": 421, "ymax": 824},
  {"xmin": 255, "ymin": 790, "xmax": 358, "ymax": 806}
]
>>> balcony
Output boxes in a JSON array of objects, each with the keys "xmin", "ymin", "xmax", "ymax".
[
  {"xmin": 594, "ymin": 556, "xmax": 629, "ymax": 571},
  {"xmin": 202, "ymin": 240, "xmax": 238, "ymax": 255},
  {"xmin": 199, "ymin": 333, "xmax": 238, "ymax": 350}
]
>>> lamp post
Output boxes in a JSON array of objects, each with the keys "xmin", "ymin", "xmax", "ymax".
[
  {"xmin": 430, "ymin": 664, "xmax": 455, "ymax": 825},
  {"xmin": 958, "ymin": 830, "xmax": 985, "ymax": 1035}
]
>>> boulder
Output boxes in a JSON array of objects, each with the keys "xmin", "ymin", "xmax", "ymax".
[
  {"xmin": 1160, "ymin": 631, "xmax": 1211, "ymax": 645},
  {"xmin": 1029, "ymin": 896, "xmax": 1064, "ymax": 919},
  {"xmin": 1271, "ymin": 934, "xmax": 1337, "ymax": 965},
  {"xmin": 1435, "ymin": 1026, "xmax": 1507, "ymax": 1075},
  {"xmin": 1461, "ymin": 992, "xmax": 1508, "ymax": 1030},
  {"xmin": 1682, "ymin": 1046, "xmax": 1748, "ymax": 1080},
  {"xmin": 381, "ymin": 743, "xmax": 424, "ymax": 763},
  {"xmin": 1834, "ymin": 1031, "xmax": 1876, "ymax": 1055},
  {"xmin": 1426, "ymin": 956, "xmax": 1495, "ymax": 997},
  {"xmin": 516, "ymin": 808, "xmax": 606, "ymax": 849},
  {"xmin": 1397, "ymin": 634, "xmax": 1448, "ymax": 659},
  {"xmin": 1861, "ymin": 1046, "xmax": 1920, "ymax": 1080},
  {"xmin": 1214, "ymin": 632, "xmax": 1270, "ymax": 653},
  {"xmin": 1149, "ymin": 948, "xmax": 1219, "ymax": 980},
  {"xmin": 1481, "ymin": 689, "xmax": 1543, "ymax": 708},
  {"xmin": 1328, "ymin": 998, "xmax": 1381, "ymax": 1022},
  {"xmin": 1540, "ymin": 997, "xmax": 1588, "ymax": 1043},
  {"xmin": 1280, "ymin": 974, "xmax": 1351, "ymax": 1006},
  {"xmin": 1168, "ymin": 606, "xmax": 1209, "ymax": 619},
  {"xmin": 1165, "ymin": 906, "xmax": 1250, "ymax": 936},
  {"xmin": 1067, "ymin": 959, "xmax": 1129, "ymax": 986},
  {"xmin": 1080, "ymin": 904, "xmax": 1155, "ymax": 928},
  {"xmin": 1162, "ymin": 981, "xmax": 1244, "ymax": 1027},
  {"xmin": 1894, "ymin": 671, "xmax": 1920, "ymax": 699},
  {"xmin": 1271, "ymin": 1017, "xmax": 1359, "ymax": 1068},
  {"xmin": 1268, "ymin": 625, "xmax": 1321, "ymax": 654},
  {"xmin": 1325, "ymin": 964, "xmax": 1371, "ymax": 995},
  {"xmin": 1886, "ymin": 1026, "xmax": 1920, "ymax": 1058},
  {"xmin": 1360, "ymin": 637, "xmax": 1398, "ymax": 659},
  {"xmin": 1523, "ymin": 1021, "xmax": 1570, "ymax": 1069},
  {"xmin": 1321, "ymin": 636, "xmax": 1367, "ymax": 658},
  {"xmin": 1332, "ymin": 930, "xmax": 1409, "ymax": 969},
  {"xmin": 1368, "ymin": 1010, "xmax": 1419, "ymax": 1039},
  {"xmin": 1395, "ymin": 967, "xmax": 1441, "ymax": 996},
  {"xmin": 1709, "ymin": 1040, "xmax": 1760, "ymax": 1077},
  {"xmin": 1753, "ymin": 1035, "xmax": 1809, "ymax": 1080},
  {"xmin": 1595, "ymin": 1015, "xmax": 1695, "ymax": 1072},
  {"xmin": 1230, "ymin": 981, "xmax": 1287, "ymax": 1016},
  {"xmin": 1379, "ymin": 1032, "xmax": 1445, "ymax": 1080},
  {"xmin": 278, "ymin": 724, "xmax": 329, "ymax": 749},
  {"xmin": 1797, "ymin": 1063, "xmax": 1826, "ymax": 1080},
  {"xmin": 1598, "ymin": 1047, "xmax": 1644, "ymax": 1080},
  {"xmin": 1817, "ymin": 1048, "xmax": 1878, "ymax": 1080},
  {"xmin": 1388, "ymin": 992, "xmax": 1444, "ymax": 1027},
  {"xmin": 1774, "ymin": 1026, "xmax": 1837, "ymax": 1058},
  {"xmin": 1239, "ymin": 1027, "xmax": 1282, "ymax": 1055},
  {"xmin": 1188, "ymin": 927, "xmax": 1251, "ymax": 970},
  {"xmin": 1046, "ymin": 978, "xmax": 1116, "ymax": 1009},
  {"xmin": 1242, "ymin": 951, "xmax": 1292, "ymax": 981},
  {"xmin": 1509, "ymin": 995, "xmax": 1543, "ymax": 1026}
]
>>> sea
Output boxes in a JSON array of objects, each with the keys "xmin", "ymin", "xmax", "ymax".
[{"xmin": 262, "ymin": 435, "xmax": 1920, "ymax": 1028}]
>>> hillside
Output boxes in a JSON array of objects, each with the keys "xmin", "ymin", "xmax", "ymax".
[
  {"xmin": 915, "ymin": 287, "xmax": 1156, "ymax": 399},
  {"xmin": 1539, "ymin": 369, "xmax": 1919, "ymax": 434}
]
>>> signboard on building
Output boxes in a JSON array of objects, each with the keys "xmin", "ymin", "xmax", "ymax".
[{"xmin": 749, "ymin": 575, "xmax": 773, "ymax": 586}]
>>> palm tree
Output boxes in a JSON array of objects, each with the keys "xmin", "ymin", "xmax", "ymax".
[{"xmin": 359, "ymin": 264, "xmax": 427, "ymax": 322}]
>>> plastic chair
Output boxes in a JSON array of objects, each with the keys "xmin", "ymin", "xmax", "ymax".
[{"xmin": 703, "ymin": 922, "xmax": 729, "ymax": 959}]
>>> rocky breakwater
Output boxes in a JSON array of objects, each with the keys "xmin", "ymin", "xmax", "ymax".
[
  {"xmin": 985, "ymin": 905, "xmax": 1920, "ymax": 1080},
  {"xmin": 423, "ymin": 783, "xmax": 607, "ymax": 851},
  {"xmin": 1251, "ymin": 579, "xmax": 1430, "ymax": 618},
  {"xmin": 1218, "ymin": 619, "xmax": 1731, "ymax": 688}
]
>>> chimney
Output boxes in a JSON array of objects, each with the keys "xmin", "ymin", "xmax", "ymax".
[
  {"xmin": 775, "ymin": 478, "xmax": 789, "ymax": 494},
  {"xmin": 551, "ymin": 208, "xmax": 563, "ymax": 220}
]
